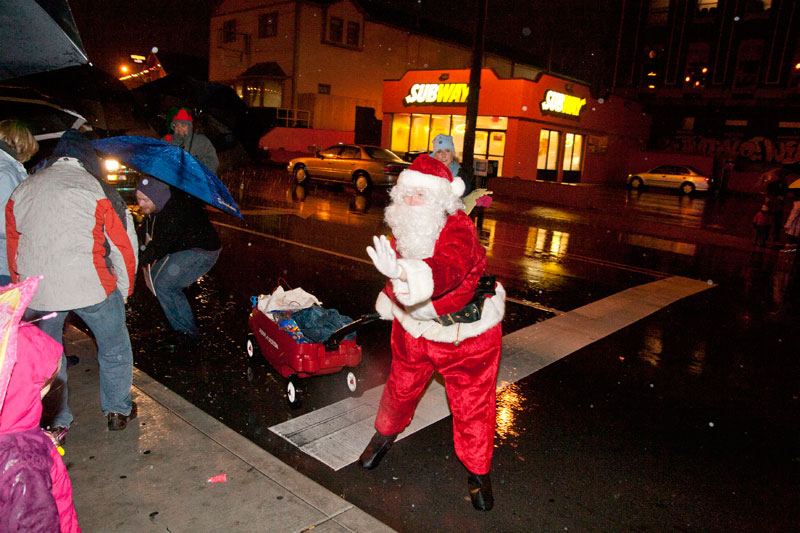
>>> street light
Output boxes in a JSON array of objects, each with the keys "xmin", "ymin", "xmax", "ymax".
[{"xmin": 120, "ymin": 65, "xmax": 129, "ymax": 73}]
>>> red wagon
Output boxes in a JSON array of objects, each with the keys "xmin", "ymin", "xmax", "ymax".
[{"xmin": 246, "ymin": 295, "xmax": 378, "ymax": 408}]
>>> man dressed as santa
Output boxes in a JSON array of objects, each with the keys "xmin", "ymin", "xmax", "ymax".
[{"xmin": 360, "ymin": 154, "xmax": 505, "ymax": 511}]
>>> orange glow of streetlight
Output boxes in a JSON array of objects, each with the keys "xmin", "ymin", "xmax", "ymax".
[{"xmin": 120, "ymin": 65, "xmax": 129, "ymax": 73}]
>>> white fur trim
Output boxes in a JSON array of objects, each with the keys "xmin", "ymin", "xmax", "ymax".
[
  {"xmin": 451, "ymin": 177, "xmax": 465, "ymax": 197},
  {"xmin": 389, "ymin": 282, "xmax": 506, "ymax": 342},
  {"xmin": 393, "ymin": 258, "xmax": 434, "ymax": 306},
  {"xmin": 398, "ymin": 168, "xmax": 454, "ymax": 197},
  {"xmin": 375, "ymin": 291, "xmax": 394, "ymax": 320}
]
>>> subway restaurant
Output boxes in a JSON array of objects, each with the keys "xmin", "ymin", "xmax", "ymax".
[{"xmin": 382, "ymin": 69, "xmax": 650, "ymax": 184}]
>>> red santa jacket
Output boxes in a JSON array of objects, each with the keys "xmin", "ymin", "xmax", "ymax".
[{"xmin": 376, "ymin": 210, "xmax": 505, "ymax": 343}]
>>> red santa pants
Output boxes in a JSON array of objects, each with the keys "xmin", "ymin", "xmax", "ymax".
[{"xmin": 374, "ymin": 321, "xmax": 502, "ymax": 475}]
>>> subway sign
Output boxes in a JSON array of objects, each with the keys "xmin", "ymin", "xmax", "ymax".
[
  {"xmin": 540, "ymin": 90, "xmax": 586, "ymax": 119},
  {"xmin": 404, "ymin": 83, "xmax": 470, "ymax": 105}
]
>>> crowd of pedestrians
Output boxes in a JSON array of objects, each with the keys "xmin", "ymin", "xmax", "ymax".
[{"xmin": 0, "ymin": 108, "xmax": 221, "ymax": 529}]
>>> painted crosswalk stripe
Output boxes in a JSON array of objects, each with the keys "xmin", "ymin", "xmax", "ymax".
[{"xmin": 269, "ymin": 276, "xmax": 714, "ymax": 470}]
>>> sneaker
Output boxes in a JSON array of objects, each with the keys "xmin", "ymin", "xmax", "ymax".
[{"xmin": 107, "ymin": 401, "xmax": 138, "ymax": 431}]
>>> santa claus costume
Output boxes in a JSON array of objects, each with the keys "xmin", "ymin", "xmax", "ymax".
[{"xmin": 359, "ymin": 154, "xmax": 505, "ymax": 511}]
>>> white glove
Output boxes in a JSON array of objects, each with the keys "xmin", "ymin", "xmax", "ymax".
[{"xmin": 366, "ymin": 235, "xmax": 402, "ymax": 279}]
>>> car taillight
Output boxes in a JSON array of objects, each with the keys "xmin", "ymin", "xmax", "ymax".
[{"xmin": 384, "ymin": 165, "xmax": 403, "ymax": 173}]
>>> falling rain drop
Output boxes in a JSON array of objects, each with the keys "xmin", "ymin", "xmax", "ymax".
[
  {"xmin": 522, "ymin": 105, "xmax": 528, "ymax": 111},
  {"xmin": 709, "ymin": 422, "xmax": 715, "ymax": 427},
  {"xmin": 522, "ymin": 27, "xmax": 531, "ymax": 37}
]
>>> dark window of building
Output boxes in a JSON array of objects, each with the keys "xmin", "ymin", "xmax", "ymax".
[
  {"xmin": 258, "ymin": 12, "xmax": 277, "ymax": 38},
  {"xmin": 318, "ymin": 83, "xmax": 331, "ymax": 94},
  {"xmin": 222, "ymin": 19, "xmax": 237, "ymax": 44},
  {"xmin": 346, "ymin": 21, "xmax": 360, "ymax": 46},
  {"xmin": 647, "ymin": 0, "xmax": 669, "ymax": 25},
  {"xmin": 734, "ymin": 40, "xmax": 764, "ymax": 88},
  {"xmin": 329, "ymin": 17, "xmax": 343, "ymax": 43}
]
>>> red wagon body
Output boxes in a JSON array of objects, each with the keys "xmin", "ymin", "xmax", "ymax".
[{"xmin": 247, "ymin": 305, "xmax": 362, "ymax": 379}]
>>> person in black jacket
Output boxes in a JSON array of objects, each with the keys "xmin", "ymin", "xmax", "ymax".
[{"xmin": 135, "ymin": 177, "xmax": 221, "ymax": 350}]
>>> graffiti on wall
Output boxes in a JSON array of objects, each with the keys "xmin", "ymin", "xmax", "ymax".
[{"xmin": 661, "ymin": 135, "xmax": 799, "ymax": 164}]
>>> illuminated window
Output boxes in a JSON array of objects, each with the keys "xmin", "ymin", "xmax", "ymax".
[
  {"xmin": 562, "ymin": 134, "xmax": 583, "ymax": 171},
  {"xmin": 428, "ymin": 115, "xmax": 452, "ymax": 152},
  {"xmin": 329, "ymin": 17, "xmax": 343, "ymax": 43},
  {"xmin": 475, "ymin": 116, "xmax": 508, "ymax": 130},
  {"xmin": 258, "ymin": 12, "xmax": 277, "ymax": 38},
  {"xmin": 537, "ymin": 129, "xmax": 560, "ymax": 181},
  {"xmin": 451, "ymin": 115, "xmax": 466, "ymax": 155},
  {"xmin": 346, "ymin": 21, "xmax": 360, "ymax": 46},
  {"xmin": 390, "ymin": 114, "xmax": 411, "ymax": 153},
  {"xmin": 696, "ymin": 0, "xmax": 717, "ymax": 17},
  {"xmin": 409, "ymin": 114, "xmax": 430, "ymax": 153}
]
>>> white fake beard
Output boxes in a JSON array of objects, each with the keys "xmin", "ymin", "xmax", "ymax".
[{"xmin": 385, "ymin": 201, "xmax": 447, "ymax": 259}]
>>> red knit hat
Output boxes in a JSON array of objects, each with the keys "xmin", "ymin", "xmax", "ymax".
[{"xmin": 397, "ymin": 154, "xmax": 465, "ymax": 197}]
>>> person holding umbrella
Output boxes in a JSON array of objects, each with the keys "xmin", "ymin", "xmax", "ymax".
[
  {"xmin": 163, "ymin": 108, "xmax": 219, "ymax": 174},
  {"xmin": 135, "ymin": 176, "xmax": 221, "ymax": 351}
]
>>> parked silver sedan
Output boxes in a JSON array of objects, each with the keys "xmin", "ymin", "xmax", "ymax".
[
  {"xmin": 287, "ymin": 144, "xmax": 410, "ymax": 193},
  {"xmin": 627, "ymin": 165, "xmax": 711, "ymax": 194}
]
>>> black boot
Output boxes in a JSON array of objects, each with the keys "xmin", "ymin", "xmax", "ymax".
[
  {"xmin": 468, "ymin": 471, "xmax": 494, "ymax": 511},
  {"xmin": 358, "ymin": 431, "xmax": 397, "ymax": 470}
]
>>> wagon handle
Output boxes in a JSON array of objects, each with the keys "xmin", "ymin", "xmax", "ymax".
[{"xmin": 323, "ymin": 312, "xmax": 381, "ymax": 352}]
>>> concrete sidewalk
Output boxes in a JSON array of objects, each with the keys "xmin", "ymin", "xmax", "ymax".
[{"xmin": 58, "ymin": 324, "xmax": 394, "ymax": 532}]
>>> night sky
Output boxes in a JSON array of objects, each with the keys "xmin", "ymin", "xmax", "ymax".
[{"xmin": 68, "ymin": 0, "xmax": 619, "ymax": 90}]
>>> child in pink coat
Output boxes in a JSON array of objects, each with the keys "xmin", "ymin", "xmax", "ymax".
[{"xmin": 0, "ymin": 321, "xmax": 80, "ymax": 532}]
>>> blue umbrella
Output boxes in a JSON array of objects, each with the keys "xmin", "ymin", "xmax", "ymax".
[{"xmin": 93, "ymin": 136, "xmax": 242, "ymax": 219}]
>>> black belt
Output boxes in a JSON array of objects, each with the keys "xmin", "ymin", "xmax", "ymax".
[{"xmin": 433, "ymin": 275, "xmax": 495, "ymax": 326}]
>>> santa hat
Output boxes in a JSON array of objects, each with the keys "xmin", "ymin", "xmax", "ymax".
[
  {"xmin": 397, "ymin": 154, "xmax": 465, "ymax": 198},
  {"xmin": 170, "ymin": 108, "xmax": 193, "ymax": 131}
]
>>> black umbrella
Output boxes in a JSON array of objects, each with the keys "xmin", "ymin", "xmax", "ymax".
[
  {"xmin": 0, "ymin": 0, "xmax": 89, "ymax": 80},
  {"xmin": 131, "ymin": 74, "xmax": 247, "ymax": 149}
]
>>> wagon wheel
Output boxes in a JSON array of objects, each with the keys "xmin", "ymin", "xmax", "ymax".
[
  {"xmin": 345, "ymin": 370, "xmax": 358, "ymax": 393},
  {"xmin": 286, "ymin": 374, "xmax": 303, "ymax": 409},
  {"xmin": 246, "ymin": 333, "xmax": 260, "ymax": 358}
]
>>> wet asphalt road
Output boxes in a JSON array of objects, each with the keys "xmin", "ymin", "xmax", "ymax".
[{"xmin": 121, "ymin": 169, "xmax": 798, "ymax": 531}]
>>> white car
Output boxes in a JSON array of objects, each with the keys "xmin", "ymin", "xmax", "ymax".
[{"xmin": 627, "ymin": 165, "xmax": 711, "ymax": 194}]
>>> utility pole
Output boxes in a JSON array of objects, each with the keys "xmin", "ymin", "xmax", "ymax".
[{"xmin": 462, "ymin": 0, "xmax": 487, "ymax": 189}]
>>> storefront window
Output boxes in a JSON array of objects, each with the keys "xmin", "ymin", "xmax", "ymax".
[
  {"xmin": 538, "ymin": 129, "xmax": 560, "ymax": 181},
  {"xmin": 391, "ymin": 114, "xmax": 411, "ymax": 153},
  {"xmin": 409, "ymin": 114, "xmax": 430, "ymax": 152},
  {"xmin": 562, "ymin": 133, "xmax": 584, "ymax": 183},
  {"xmin": 428, "ymin": 115, "xmax": 452, "ymax": 150},
  {"xmin": 451, "ymin": 116, "xmax": 466, "ymax": 159},
  {"xmin": 476, "ymin": 116, "xmax": 508, "ymax": 130}
]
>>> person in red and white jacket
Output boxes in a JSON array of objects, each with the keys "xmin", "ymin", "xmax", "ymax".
[
  {"xmin": 6, "ymin": 129, "xmax": 139, "ymax": 433},
  {"xmin": 358, "ymin": 154, "xmax": 505, "ymax": 511}
]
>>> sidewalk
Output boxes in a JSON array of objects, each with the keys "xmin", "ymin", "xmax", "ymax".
[{"xmin": 59, "ymin": 323, "xmax": 394, "ymax": 532}]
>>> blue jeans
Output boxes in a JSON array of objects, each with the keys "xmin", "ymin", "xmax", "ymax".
[
  {"xmin": 0, "ymin": 274, "xmax": 12, "ymax": 286},
  {"xmin": 151, "ymin": 248, "xmax": 220, "ymax": 337},
  {"xmin": 29, "ymin": 289, "xmax": 133, "ymax": 428}
]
